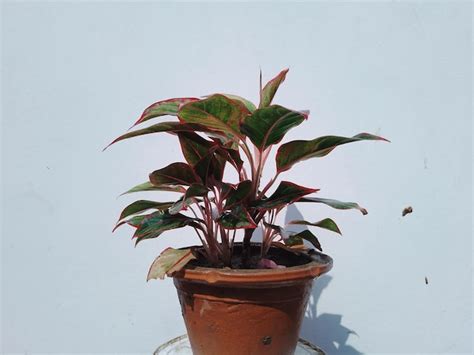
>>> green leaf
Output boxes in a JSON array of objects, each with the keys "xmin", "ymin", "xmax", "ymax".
[
  {"xmin": 276, "ymin": 133, "xmax": 389, "ymax": 172},
  {"xmin": 291, "ymin": 230, "xmax": 322, "ymax": 251},
  {"xmin": 178, "ymin": 94, "xmax": 250, "ymax": 140},
  {"xmin": 169, "ymin": 184, "xmax": 208, "ymax": 215},
  {"xmin": 178, "ymin": 132, "xmax": 215, "ymax": 166},
  {"xmin": 263, "ymin": 221, "xmax": 283, "ymax": 235},
  {"xmin": 217, "ymin": 205, "xmax": 257, "ymax": 229},
  {"xmin": 120, "ymin": 181, "xmax": 185, "ymax": 195},
  {"xmin": 255, "ymin": 181, "xmax": 319, "ymax": 209},
  {"xmin": 259, "ymin": 68, "xmax": 289, "ymax": 108},
  {"xmin": 134, "ymin": 212, "xmax": 199, "ymax": 244},
  {"xmin": 117, "ymin": 200, "xmax": 174, "ymax": 222},
  {"xmin": 112, "ymin": 214, "xmax": 147, "ymax": 232},
  {"xmin": 216, "ymin": 146, "xmax": 244, "ymax": 172},
  {"xmin": 134, "ymin": 97, "xmax": 199, "ymax": 126},
  {"xmin": 205, "ymin": 94, "xmax": 256, "ymax": 113},
  {"xmin": 147, "ymin": 248, "xmax": 196, "ymax": 281},
  {"xmin": 220, "ymin": 182, "xmax": 235, "ymax": 198},
  {"xmin": 149, "ymin": 163, "xmax": 200, "ymax": 186},
  {"xmin": 288, "ymin": 218, "xmax": 342, "ymax": 235},
  {"xmin": 241, "ymin": 105, "xmax": 308, "ymax": 150},
  {"xmin": 223, "ymin": 180, "xmax": 252, "ymax": 209},
  {"xmin": 178, "ymin": 133, "xmax": 239, "ymax": 183},
  {"xmin": 298, "ymin": 197, "xmax": 368, "ymax": 215},
  {"xmin": 193, "ymin": 149, "xmax": 225, "ymax": 185},
  {"xmin": 103, "ymin": 121, "xmax": 222, "ymax": 150},
  {"xmin": 284, "ymin": 235, "xmax": 304, "ymax": 247}
]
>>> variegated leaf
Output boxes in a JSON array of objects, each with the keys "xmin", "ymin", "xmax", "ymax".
[
  {"xmin": 259, "ymin": 68, "xmax": 289, "ymax": 108},
  {"xmin": 276, "ymin": 133, "xmax": 389, "ymax": 172},
  {"xmin": 298, "ymin": 197, "xmax": 368, "ymax": 215},
  {"xmin": 287, "ymin": 218, "xmax": 342, "ymax": 235}
]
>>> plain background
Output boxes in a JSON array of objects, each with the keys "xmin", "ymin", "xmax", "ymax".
[{"xmin": 1, "ymin": 1, "xmax": 472, "ymax": 354}]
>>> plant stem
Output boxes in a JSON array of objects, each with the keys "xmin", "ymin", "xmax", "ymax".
[
  {"xmin": 242, "ymin": 228, "xmax": 255, "ymax": 267},
  {"xmin": 259, "ymin": 172, "xmax": 280, "ymax": 198},
  {"xmin": 239, "ymin": 141, "xmax": 256, "ymax": 187}
]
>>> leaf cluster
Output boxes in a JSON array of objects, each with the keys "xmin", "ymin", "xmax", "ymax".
[{"xmin": 105, "ymin": 69, "xmax": 388, "ymax": 276}]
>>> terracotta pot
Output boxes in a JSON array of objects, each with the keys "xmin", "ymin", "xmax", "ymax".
[{"xmin": 173, "ymin": 244, "xmax": 333, "ymax": 355}]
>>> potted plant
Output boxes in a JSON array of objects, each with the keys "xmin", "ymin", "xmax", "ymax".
[{"xmin": 105, "ymin": 69, "xmax": 388, "ymax": 355}]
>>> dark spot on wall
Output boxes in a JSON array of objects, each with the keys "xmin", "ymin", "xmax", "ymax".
[{"xmin": 402, "ymin": 206, "xmax": 413, "ymax": 217}]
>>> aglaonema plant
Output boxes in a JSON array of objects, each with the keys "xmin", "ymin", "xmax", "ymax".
[{"xmin": 105, "ymin": 69, "xmax": 388, "ymax": 280}]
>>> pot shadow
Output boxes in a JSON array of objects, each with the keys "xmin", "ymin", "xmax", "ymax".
[
  {"xmin": 285, "ymin": 205, "xmax": 362, "ymax": 355},
  {"xmin": 301, "ymin": 276, "xmax": 362, "ymax": 355}
]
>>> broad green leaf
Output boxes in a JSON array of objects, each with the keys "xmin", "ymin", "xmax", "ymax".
[
  {"xmin": 117, "ymin": 200, "xmax": 174, "ymax": 222},
  {"xmin": 276, "ymin": 133, "xmax": 389, "ymax": 172},
  {"xmin": 193, "ymin": 149, "xmax": 225, "ymax": 185},
  {"xmin": 149, "ymin": 163, "xmax": 199, "ymax": 186},
  {"xmin": 291, "ymin": 230, "xmax": 322, "ymax": 251},
  {"xmin": 241, "ymin": 105, "xmax": 308, "ymax": 150},
  {"xmin": 213, "ymin": 150, "xmax": 227, "ymax": 181},
  {"xmin": 255, "ymin": 181, "xmax": 319, "ymax": 209},
  {"xmin": 216, "ymin": 146, "xmax": 244, "ymax": 172},
  {"xmin": 178, "ymin": 94, "xmax": 250, "ymax": 140},
  {"xmin": 147, "ymin": 247, "xmax": 196, "ymax": 281},
  {"xmin": 217, "ymin": 205, "xmax": 257, "ymax": 229},
  {"xmin": 298, "ymin": 197, "xmax": 368, "ymax": 215},
  {"xmin": 134, "ymin": 211, "xmax": 199, "ymax": 244},
  {"xmin": 223, "ymin": 180, "xmax": 252, "ymax": 209},
  {"xmin": 169, "ymin": 184, "xmax": 208, "ymax": 215},
  {"xmin": 178, "ymin": 132, "xmax": 215, "ymax": 166},
  {"xmin": 288, "ymin": 218, "xmax": 342, "ymax": 235},
  {"xmin": 205, "ymin": 94, "xmax": 256, "ymax": 113},
  {"xmin": 120, "ymin": 181, "xmax": 185, "ymax": 195},
  {"xmin": 221, "ymin": 182, "xmax": 234, "ymax": 198},
  {"xmin": 134, "ymin": 97, "xmax": 199, "ymax": 126},
  {"xmin": 259, "ymin": 68, "xmax": 289, "ymax": 108},
  {"xmin": 103, "ymin": 122, "xmax": 222, "ymax": 150}
]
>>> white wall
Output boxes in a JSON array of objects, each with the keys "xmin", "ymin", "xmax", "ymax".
[{"xmin": 1, "ymin": 1, "xmax": 471, "ymax": 354}]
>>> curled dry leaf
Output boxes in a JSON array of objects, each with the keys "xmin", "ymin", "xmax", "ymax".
[{"xmin": 147, "ymin": 248, "xmax": 196, "ymax": 281}]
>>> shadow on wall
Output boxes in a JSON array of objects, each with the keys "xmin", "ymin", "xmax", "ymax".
[
  {"xmin": 301, "ymin": 276, "xmax": 362, "ymax": 355},
  {"xmin": 285, "ymin": 205, "xmax": 361, "ymax": 354}
]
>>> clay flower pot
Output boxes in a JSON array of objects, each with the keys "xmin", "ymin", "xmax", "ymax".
[{"xmin": 173, "ymin": 244, "xmax": 333, "ymax": 355}]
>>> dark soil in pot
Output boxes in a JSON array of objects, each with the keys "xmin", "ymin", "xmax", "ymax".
[
  {"xmin": 188, "ymin": 243, "xmax": 315, "ymax": 270},
  {"xmin": 173, "ymin": 243, "xmax": 332, "ymax": 355}
]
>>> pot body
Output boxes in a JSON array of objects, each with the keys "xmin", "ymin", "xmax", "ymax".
[
  {"xmin": 172, "ymin": 248, "xmax": 332, "ymax": 355},
  {"xmin": 174, "ymin": 277, "xmax": 313, "ymax": 355}
]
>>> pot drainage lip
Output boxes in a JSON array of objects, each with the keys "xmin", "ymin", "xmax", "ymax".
[{"xmin": 154, "ymin": 334, "xmax": 326, "ymax": 354}]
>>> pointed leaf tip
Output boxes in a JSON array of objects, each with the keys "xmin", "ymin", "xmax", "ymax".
[
  {"xmin": 288, "ymin": 218, "xmax": 342, "ymax": 235},
  {"xmin": 259, "ymin": 68, "xmax": 289, "ymax": 108},
  {"xmin": 276, "ymin": 133, "xmax": 389, "ymax": 172},
  {"xmin": 298, "ymin": 197, "xmax": 368, "ymax": 215},
  {"xmin": 133, "ymin": 97, "xmax": 199, "ymax": 127}
]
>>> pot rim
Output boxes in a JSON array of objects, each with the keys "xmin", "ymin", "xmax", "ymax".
[{"xmin": 173, "ymin": 245, "xmax": 333, "ymax": 285}]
